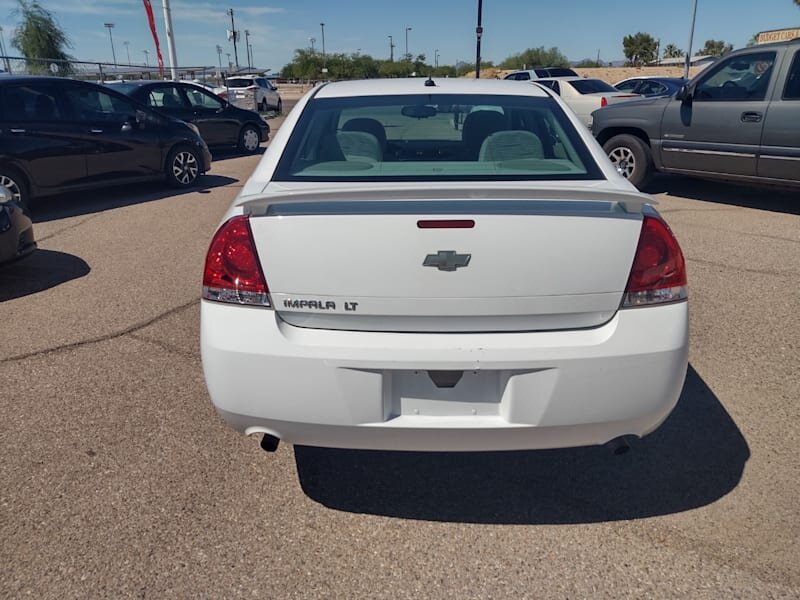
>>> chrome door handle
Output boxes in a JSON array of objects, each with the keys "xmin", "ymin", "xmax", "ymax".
[
  {"xmin": 741, "ymin": 112, "xmax": 762, "ymax": 123},
  {"xmin": 9, "ymin": 128, "xmax": 26, "ymax": 134},
  {"xmin": 89, "ymin": 129, "xmax": 104, "ymax": 134}
]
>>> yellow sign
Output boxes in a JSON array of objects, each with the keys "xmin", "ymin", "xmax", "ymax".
[{"xmin": 757, "ymin": 28, "xmax": 800, "ymax": 44}]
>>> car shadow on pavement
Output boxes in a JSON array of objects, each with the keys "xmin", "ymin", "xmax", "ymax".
[
  {"xmin": 211, "ymin": 147, "xmax": 266, "ymax": 162},
  {"xmin": 295, "ymin": 365, "xmax": 749, "ymax": 524},
  {"xmin": 647, "ymin": 175, "xmax": 800, "ymax": 216},
  {"xmin": 29, "ymin": 174, "xmax": 237, "ymax": 224},
  {"xmin": 0, "ymin": 250, "xmax": 90, "ymax": 301}
]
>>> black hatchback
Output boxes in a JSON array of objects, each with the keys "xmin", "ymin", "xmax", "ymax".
[
  {"xmin": 0, "ymin": 76, "xmax": 212, "ymax": 212},
  {"xmin": 111, "ymin": 81, "xmax": 269, "ymax": 154}
]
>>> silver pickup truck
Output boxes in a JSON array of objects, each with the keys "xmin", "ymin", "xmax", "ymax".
[{"xmin": 591, "ymin": 39, "xmax": 799, "ymax": 189}]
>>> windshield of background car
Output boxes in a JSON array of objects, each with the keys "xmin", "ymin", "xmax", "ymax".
[
  {"xmin": 570, "ymin": 79, "xmax": 618, "ymax": 94},
  {"xmin": 274, "ymin": 94, "xmax": 603, "ymax": 182}
]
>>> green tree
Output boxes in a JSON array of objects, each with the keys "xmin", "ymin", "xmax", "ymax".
[
  {"xmin": 698, "ymin": 39, "xmax": 733, "ymax": 57},
  {"xmin": 499, "ymin": 46, "xmax": 569, "ymax": 70},
  {"xmin": 573, "ymin": 59, "xmax": 602, "ymax": 68},
  {"xmin": 622, "ymin": 32, "xmax": 658, "ymax": 66},
  {"xmin": 663, "ymin": 44, "xmax": 684, "ymax": 58},
  {"xmin": 11, "ymin": 0, "xmax": 73, "ymax": 75}
]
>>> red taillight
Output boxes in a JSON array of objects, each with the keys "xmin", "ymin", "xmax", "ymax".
[
  {"xmin": 622, "ymin": 215, "xmax": 687, "ymax": 307},
  {"xmin": 202, "ymin": 215, "xmax": 271, "ymax": 306},
  {"xmin": 600, "ymin": 96, "xmax": 608, "ymax": 108}
]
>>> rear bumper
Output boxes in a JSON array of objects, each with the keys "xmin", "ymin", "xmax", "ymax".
[{"xmin": 201, "ymin": 300, "xmax": 689, "ymax": 451}]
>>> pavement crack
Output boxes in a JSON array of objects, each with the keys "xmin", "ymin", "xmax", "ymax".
[
  {"xmin": 128, "ymin": 332, "xmax": 200, "ymax": 361},
  {"xmin": 687, "ymin": 257, "xmax": 799, "ymax": 277},
  {"xmin": 36, "ymin": 214, "xmax": 103, "ymax": 243},
  {"xmin": 0, "ymin": 298, "xmax": 200, "ymax": 364}
]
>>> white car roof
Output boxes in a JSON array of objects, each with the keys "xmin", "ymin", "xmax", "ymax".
[{"xmin": 315, "ymin": 77, "xmax": 550, "ymax": 98}]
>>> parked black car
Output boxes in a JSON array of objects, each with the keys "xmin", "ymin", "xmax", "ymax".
[
  {"xmin": 613, "ymin": 77, "xmax": 687, "ymax": 97},
  {"xmin": 110, "ymin": 81, "xmax": 269, "ymax": 154},
  {"xmin": 0, "ymin": 76, "xmax": 212, "ymax": 213},
  {"xmin": 0, "ymin": 186, "xmax": 35, "ymax": 264}
]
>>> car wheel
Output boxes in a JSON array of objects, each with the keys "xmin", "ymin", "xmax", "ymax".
[
  {"xmin": 276, "ymin": 99, "xmax": 282, "ymax": 113},
  {"xmin": 238, "ymin": 124, "xmax": 261, "ymax": 154},
  {"xmin": 166, "ymin": 146, "xmax": 201, "ymax": 188},
  {"xmin": 0, "ymin": 168, "xmax": 31, "ymax": 214},
  {"xmin": 603, "ymin": 134, "xmax": 654, "ymax": 189},
  {"xmin": 259, "ymin": 99, "xmax": 267, "ymax": 113}
]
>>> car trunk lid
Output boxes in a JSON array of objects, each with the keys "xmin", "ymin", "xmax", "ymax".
[{"xmin": 244, "ymin": 188, "xmax": 646, "ymax": 333}]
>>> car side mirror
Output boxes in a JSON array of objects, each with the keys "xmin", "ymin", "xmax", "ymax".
[{"xmin": 676, "ymin": 84, "xmax": 693, "ymax": 103}]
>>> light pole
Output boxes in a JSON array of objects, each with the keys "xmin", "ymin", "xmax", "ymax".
[
  {"xmin": 475, "ymin": 0, "xmax": 483, "ymax": 78},
  {"xmin": 434, "ymin": 49, "xmax": 439, "ymax": 68},
  {"xmin": 244, "ymin": 29, "xmax": 252, "ymax": 70},
  {"xmin": 104, "ymin": 23, "xmax": 117, "ymax": 67},
  {"xmin": 123, "ymin": 41, "xmax": 131, "ymax": 65},
  {"xmin": 216, "ymin": 44, "xmax": 223, "ymax": 75},
  {"xmin": 309, "ymin": 37, "xmax": 316, "ymax": 53},
  {"xmin": 320, "ymin": 23, "xmax": 326, "ymax": 58},
  {"xmin": 388, "ymin": 35, "xmax": 394, "ymax": 61},
  {"xmin": 405, "ymin": 27, "xmax": 412, "ymax": 61},
  {"xmin": 227, "ymin": 8, "xmax": 239, "ymax": 70},
  {"xmin": 684, "ymin": 0, "xmax": 698, "ymax": 79},
  {"xmin": 226, "ymin": 52, "xmax": 232, "ymax": 70},
  {"xmin": 143, "ymin": 49, "xmax": 150, "ymax": 67}
]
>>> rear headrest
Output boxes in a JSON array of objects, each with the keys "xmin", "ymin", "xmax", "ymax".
[
  {"xmin": 462, "ymin": 110, "xmax": 506, "ymax": 157},
  {"xmin": 342, "ymin": 118, "xmax": 387, "ymax": 152},
  {"xmin": 479, "ymin": 130, "xmax": 544, "ymax": 162}
]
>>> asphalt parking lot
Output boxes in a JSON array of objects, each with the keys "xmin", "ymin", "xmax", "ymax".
[{"xmin": 1, "ymin": 101, "xmax": 799, "ymax": 598}]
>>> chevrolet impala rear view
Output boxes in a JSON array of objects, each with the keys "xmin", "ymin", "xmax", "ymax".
[{"xmin": 200, "ymin": 78, "xmax": 688, "ymax": 454}]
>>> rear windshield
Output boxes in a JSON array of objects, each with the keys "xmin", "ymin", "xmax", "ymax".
[
  {"xmin": 225, "ymin": 78, "xmax": 255, "ymax": 88},
  {"xmin": 273, "ymin": 93, "xmax": 603, "ymax": 182},
  {"xmin": 544, "ymin": 68, "xmax": 578, "ymax": 77},
  {"xmin": 570, "ymin": 79, "xmax": 618, "ymax": 94}
]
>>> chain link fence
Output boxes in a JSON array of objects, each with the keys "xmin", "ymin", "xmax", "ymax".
[{"xmin": 0, "ymin": 54, "xmax": 230, "ymax": 84}]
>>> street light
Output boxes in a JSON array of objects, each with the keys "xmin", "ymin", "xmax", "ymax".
[
  {"xmin": 434, "ymin": 48, "xmax": 439, "ymax": 68},
  {"xmin": 244, "ymin": 29, "xmax": 252, "ymax": 70},
  {"xmin": 309, "ymin": 37, "xmax": 316, "ymax": 52},
  {"xmin": 143, "ymin": 49, "xmax": 150, "ymax": 67},
  {"xmin": 320, "ymin": 23, "xmax": 326, "ymax": 58},
  {"xmin": 388, "ymin": 35, "xmax": 394, "ymax": 61},
  {"xmin": 475, "ymin": 0, "xmax": 483, "ymax": 79},
  {"xmin": 104, "ymin": 23, "xmax": 117, "ymax": 67},
  {"xmin": 216, "ymin": 44, "xmax": 223, "ymax": 75},
  {"xmin": 405, "ymin": 27, "xmax": 412, "ymax": 61},
  {"xmin": 123, "ymin": 41, "xmax": 131, "ymax": 65},
  {"xmin": 227, "ymin": 8, "xmax": 239, "ymax": 70}
]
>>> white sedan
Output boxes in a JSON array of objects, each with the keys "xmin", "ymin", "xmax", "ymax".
[
  {"xmin": 532, "ymin": 77, "xmax": 642, "ymax": 128},
  {"xmin": 201, "ymin": 78, "xmax": 688, "ymax": 454}
]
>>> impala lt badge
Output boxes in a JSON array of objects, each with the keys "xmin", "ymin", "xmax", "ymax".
[{"xmin": 423, "ymin": 250, "xmax": 471, "ymax": 272}]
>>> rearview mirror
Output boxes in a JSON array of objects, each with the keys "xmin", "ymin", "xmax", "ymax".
[{"xmin": 401, "ymin": 104, "xmax": 437, "ymax": 119}]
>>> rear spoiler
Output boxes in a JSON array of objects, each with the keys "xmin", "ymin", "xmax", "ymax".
[{"xmin": 240, "ymin": 187, "xmax": 655, "ymax": 217}]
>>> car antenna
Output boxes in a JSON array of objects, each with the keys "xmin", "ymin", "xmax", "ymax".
[{"xmin": 424, "ymin": 74, "xmax": 436, "ymax": 87}]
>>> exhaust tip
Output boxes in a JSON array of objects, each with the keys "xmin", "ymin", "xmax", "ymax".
[
  {"xmin": 605, "ymin": 436, "xmax": 631, "ymax": 455},
  {"xmin": 260, "ymin": 433, "xmax": 280, "ymax": 453}
]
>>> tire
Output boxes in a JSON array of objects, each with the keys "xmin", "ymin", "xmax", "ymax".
[
  {"xmin": 259, "ymin": 99, "xmax": 267, "ymax": 113},
  {"xmin": 238, "ymin": 124, "xmax": 262, "ymax": 154},
  {"xmin": 276, "ymin": 99, "xmax": 282, "ymax": 113},
  {"xmin": 603, "ymin": 134, "xmax": 654, "ymax": 189},
  {"xmin": 165, "ymin": 145, "xmax": 201, "ymax": 188},
  {"xmin": 0, "ymin": 167, "xmax": 31, "ymax": 214}
]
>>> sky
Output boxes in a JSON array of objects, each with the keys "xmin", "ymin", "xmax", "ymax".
[{"xmin": 0, "ymin": 0, "xmax": 798, "ymax": 71}]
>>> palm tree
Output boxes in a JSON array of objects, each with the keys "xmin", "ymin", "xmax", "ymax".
[{"xmin": 663, "ymin": 44, "xmax": 684, "ymax": 58}]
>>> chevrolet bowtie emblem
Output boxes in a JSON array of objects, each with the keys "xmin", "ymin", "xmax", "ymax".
[{"xmin": 423, "ymin": 250, "xmax": 471, "ymax": 272}]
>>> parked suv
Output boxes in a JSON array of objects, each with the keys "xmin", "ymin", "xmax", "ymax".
[
  {"xmin": 224, "ymin": 75, "xmax": 282, "ymax": 113},
  {"xmin": 0, "ymin": 76, "xmax": 212, "ymax": 212},
  {"xmin": 504, "ymin": 67, "xmax": 578, "ymax": 80},
  {"xmin": 592, "ymin": 40, "xmax": 800, "ymax": 189}
]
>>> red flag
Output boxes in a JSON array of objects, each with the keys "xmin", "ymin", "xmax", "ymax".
[{"xmin": 142, "ymin": 0, "xmax": 165, "ymax": 75}]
